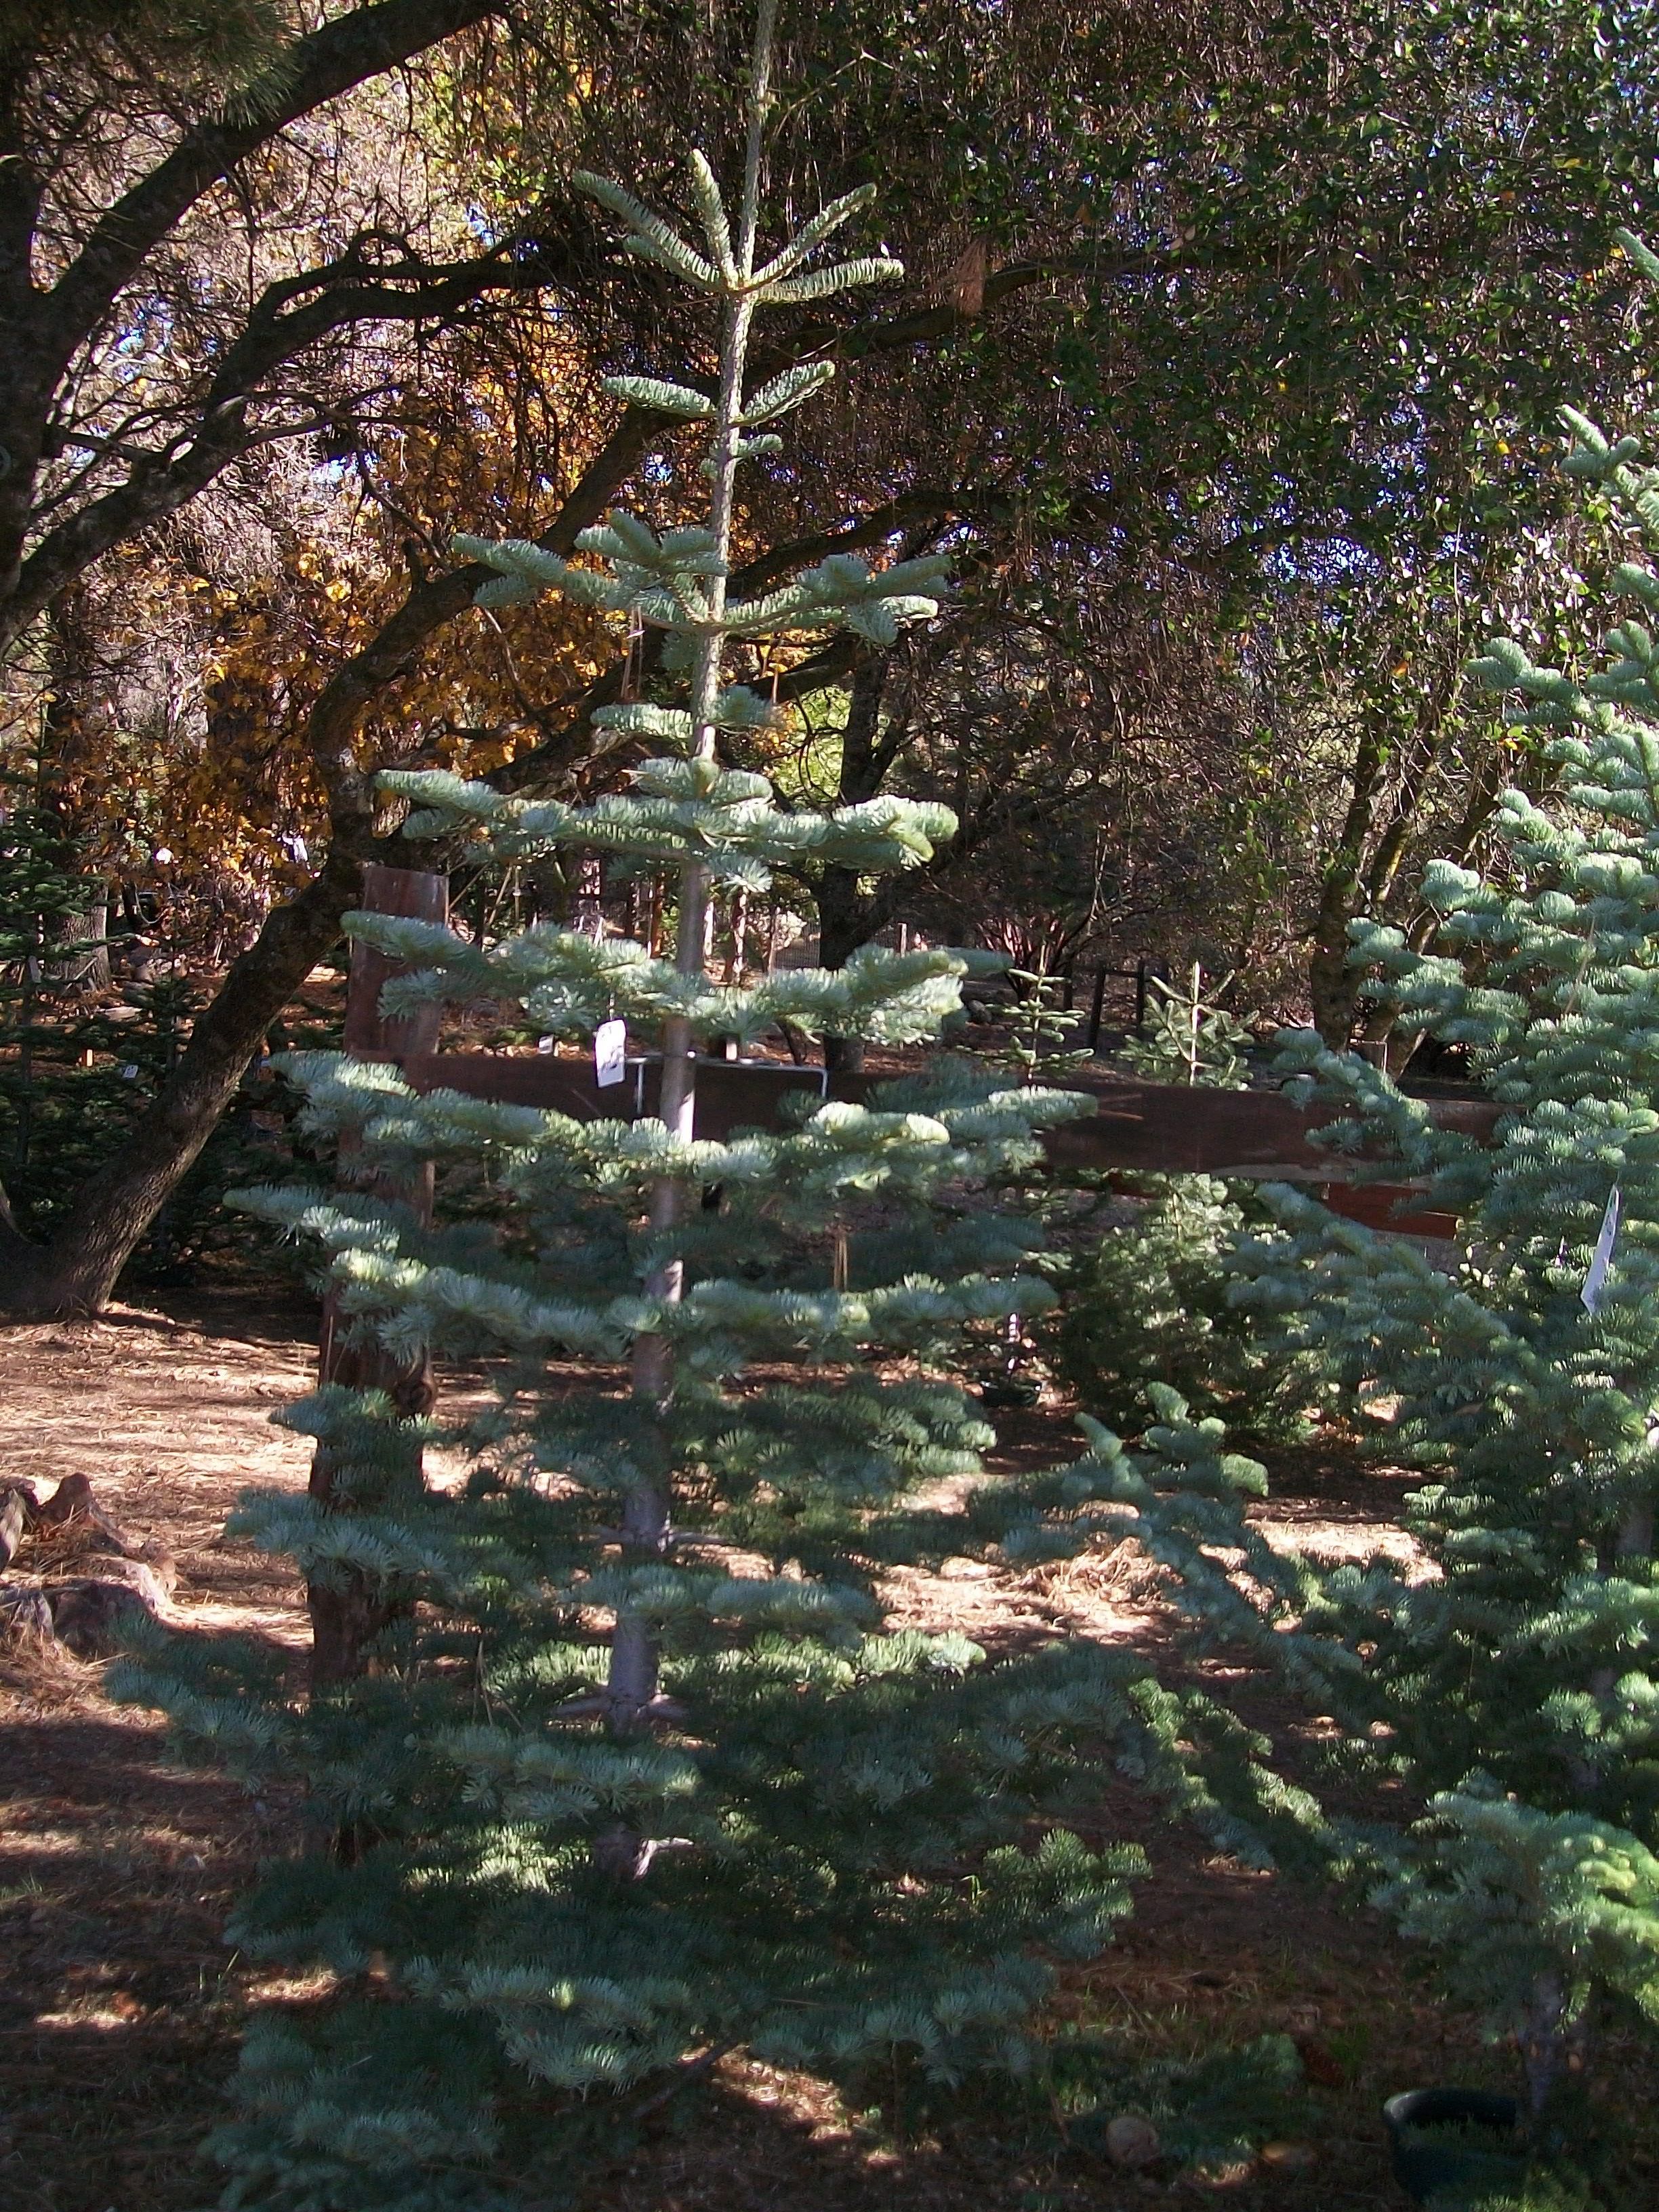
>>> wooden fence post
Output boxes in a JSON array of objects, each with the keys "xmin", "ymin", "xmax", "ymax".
[
  {"xmin": 1086, "ymin": 966, "xmax": 1108, "ymax": 1051},
  {"xmin": 309, "ymin": 863, "xmax": 448, "ymax": 1689}
]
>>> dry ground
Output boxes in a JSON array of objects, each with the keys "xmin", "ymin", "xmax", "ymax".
[{"xmin": 0, "ymin": 1289, "xmax": 1650, "ymax": 2212}]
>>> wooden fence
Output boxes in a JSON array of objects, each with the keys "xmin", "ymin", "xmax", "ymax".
[{"xmin": 326, "ymin": 863, "xmax": 1489, "ymax": 1315}]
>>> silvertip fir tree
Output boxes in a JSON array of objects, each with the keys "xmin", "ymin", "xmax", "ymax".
[
  {"xmin": 115, "ymin": 14, "xmax": 1220, "ymax": 2207},
  {"xmin": 1126, "ymin": 245, "xmax": 1659, "ymax": 2129}
]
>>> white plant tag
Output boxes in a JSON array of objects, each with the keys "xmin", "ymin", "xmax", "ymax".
[
  {"xmin": 594, "ymin": 1017, "xmax": 627, "ymax": 1088},
  {"xmin": 537, "ymin": 1035, "xmax": 556, "ymax": 1054},
  {"xmin": 1582, "ymin": 1185, "xmax": 1622, "ymax": 1314}
]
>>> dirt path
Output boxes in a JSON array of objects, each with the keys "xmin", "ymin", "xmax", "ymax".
[
  {"xmin": 0, "ymin": 1291, "xmax": 1617, "ymax": 2212},
  {"xmin": 5, "ymin": 1288, "xmax": 316, "ymax": 1643},
  {"xmin": 0, "ymin": 1289, "xmax": 314, "ymax": 2212}
]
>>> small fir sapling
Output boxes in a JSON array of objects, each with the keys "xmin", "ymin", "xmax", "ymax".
[
  {"xmin": 1045, "ymin": 966, "xmax": 1303, "ymax": 1441},
  {"xmin": 1048, "ymin": 1175, "xmax": 1313, "ymax": 1441},
  {"xmin": 1120, "ymin": 963, "xmax": 1256, "ymax": 1091},
  {"xmin": 1090, "ymin": 260, "xmax": 1659, "ymax": 2127},
  {"xmin": 113, "ymin": 13, "xmax": 1286, "ymax": 2205},
  {"xmin": 996, "ymin": 965, "xmax": 1094, "ymax": 1085},
  {"xmin": 955, "ymin": 962, "xmax": 1091, "ymax": 1406}
]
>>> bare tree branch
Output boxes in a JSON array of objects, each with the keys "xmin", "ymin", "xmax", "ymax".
[
  {"xmin": 12, "ymin": 228, "xmax": 602, "ymax": 636},
  {"xmin": 38, "ymin": 0, "xmax": 512, "ymax": 369}
]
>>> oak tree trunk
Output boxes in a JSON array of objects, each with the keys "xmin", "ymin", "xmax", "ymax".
[{"xmin": 0, "ymin": 848, "xmax": 368, "ymax": 1319}]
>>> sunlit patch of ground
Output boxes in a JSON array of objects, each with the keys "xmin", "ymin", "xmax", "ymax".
[{"xmin": 1, "ymin": 1290, "xmax": 1654, "ymax": 2211}]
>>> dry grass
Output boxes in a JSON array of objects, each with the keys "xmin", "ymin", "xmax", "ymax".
[
  {"xmin": 1017, "ymin": 1536, "xmax": 1170, "ymax": 1610},
  {"xmin": 0, "ymin": 1614, "xmax": 97, "ymax": 1706}
]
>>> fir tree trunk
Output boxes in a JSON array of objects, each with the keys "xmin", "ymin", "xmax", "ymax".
[
  {"xmin": 818, "ymin": 865, "xmax": 874, "ymax": 1073},
  {"xmin": 724, "ymin": 887, "xmax": 747, "ymax": 981},
  {"xmin": 1517, "ymin": 1971, "xmax": 1592, "ymax": 2117},
  {"xmin": 598, "ymin": 0, "xmax": 778, "ymax": 1875},
  {"xmin": 308, "ymin": 1313, "xmax": 435, "ymax": 1690}
]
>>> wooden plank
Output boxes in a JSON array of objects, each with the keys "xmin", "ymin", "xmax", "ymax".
[
  {"xmin": 1041, "ymin": 1078, "xmax": 1334, "ymax": 1179},
  {"xmin": 396, "ymin": 1052, "xmax": 1500, "ymax": 1181},
  {"xmin": 1317, "ymin": 1183, "xmax": 1462, "ymax": 1238},
  {"xmin": 403, "ymin": 1052, "xmax": 620, "ymax": 1117},
  {"xmin": 1043, "ymin": 1076, "xmax": 1496, "ymax": 1180},
  {"xmin": 403, "ymin": 1050, "xmax": 830, "ymax": 1142}
]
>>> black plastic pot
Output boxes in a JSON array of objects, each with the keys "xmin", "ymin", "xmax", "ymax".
[
  {"xmin": 1382, "ymin": 2089, "xmax": 1528, "ymax": 2207},
  {"xmin": 978, "ymin": 1376, "xmax": 1040, "ymax": 1408}
]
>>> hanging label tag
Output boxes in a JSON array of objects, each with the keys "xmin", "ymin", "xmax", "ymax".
[
  {"xmin": 1582, "ymin": 1185, "xmax": 1622, "ymax": 1314},
  {"xmin": 594, "ymin": 1018, "xmax": 627, "ymax": 1088}
]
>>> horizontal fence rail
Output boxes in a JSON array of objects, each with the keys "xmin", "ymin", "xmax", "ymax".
[{"xmin": 399, "ymin": 1046, "xmax": 1495, "ymax": 1197}]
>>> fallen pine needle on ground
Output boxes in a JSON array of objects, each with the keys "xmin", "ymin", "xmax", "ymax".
[{"xmin": 1, "ymin": 1286, "xmax": 1654, "ymax": 2212}]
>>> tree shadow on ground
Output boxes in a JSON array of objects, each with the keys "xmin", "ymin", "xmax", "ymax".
[{"xmin": 0, "ymin": 1704, "xmax": 277, "ymax": 2212}]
